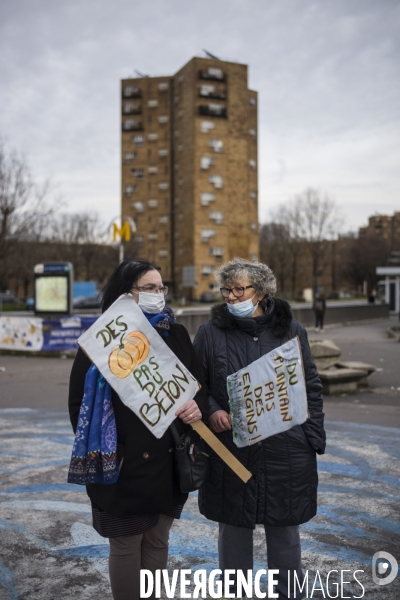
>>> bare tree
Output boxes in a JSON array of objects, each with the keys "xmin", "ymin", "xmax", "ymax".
[
  {"xmin": 260, "ymin": 188, "xmax": 343, "ymax": 299},
  {"xmin": 0, "ymin": 139, "xmax": 56, "ymax": 290},
  {"xmin": 292, "ymin": 188, "xmax": 343, "ymax": 297},
  {"xmin": 340, "ymin": 233, "xmax": 390, "ymax": 294}
]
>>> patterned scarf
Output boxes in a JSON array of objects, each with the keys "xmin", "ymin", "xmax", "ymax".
[
  {"xmin": 142, "ymin": 306, "xmax": 176, "ymax": 337},
  {"xmin": 68, "ymin": 365, "xmax": 118, "ymax": 485},
  {"xmin": 67, "ymin": 306, "xmax": 176, "ymax": 486}
]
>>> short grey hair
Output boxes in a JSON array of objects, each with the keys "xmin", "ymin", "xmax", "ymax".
[{"xmin": 215, "ymin": 257, "xmax": 277, "ymax": 304}]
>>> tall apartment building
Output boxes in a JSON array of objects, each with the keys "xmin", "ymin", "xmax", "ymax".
[
  {"xmin": 359, "ymin": 212, "xmax": 400, "ymax": 250},
  {"xmin": 121, "ymin": 56, "xmax": 259, "ymax": 299}
]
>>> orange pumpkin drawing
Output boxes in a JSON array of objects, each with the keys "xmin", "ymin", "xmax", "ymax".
[{"xmin": 108, "ymin": 331, "xmax": 150, "ymax": 378}]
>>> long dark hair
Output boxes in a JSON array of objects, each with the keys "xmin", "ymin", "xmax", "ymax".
[{"xmin": 101, "ymin": 260, "xmax": 160, "ymax": 312}]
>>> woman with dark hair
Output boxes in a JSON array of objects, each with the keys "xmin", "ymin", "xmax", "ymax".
[
  {"xmin": 68, "ymin": 260, "xmax": 208, "ymax": 600},
  {"xmin": 194, "ymin": 257, "xmax": 325, "ymax": 599}
]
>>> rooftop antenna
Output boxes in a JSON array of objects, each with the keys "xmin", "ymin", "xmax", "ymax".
[
  {"xmin": 135, "ymin": 69, "xmax": 149, "ymax": 77},
  {"xmin": 202, "ymin": 49, "xmax": 221, "ymax": 60}
]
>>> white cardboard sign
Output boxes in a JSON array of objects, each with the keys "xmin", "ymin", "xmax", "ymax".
[
  {"xmin": 78, "ymin": 294, "xmax": 200, "ymax": 438},
  {"xmin": 227, "ymin": 337, "xmax": 308, "ymax": 448}
]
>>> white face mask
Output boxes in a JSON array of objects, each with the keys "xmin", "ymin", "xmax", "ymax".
[
  {"xmin": 137, "ymin": 292, "xmax": 166, "ymax": 314},
  {"xmin": 226, "ymin": 294, "xmax": 258, "ymax": 318}
]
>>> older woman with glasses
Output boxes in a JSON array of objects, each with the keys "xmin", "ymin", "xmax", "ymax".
[
  {"xmin": 69, "ymin": 260, "xmax": 207, "ymax": 600},
  {"xmin": 194, "ymin": 258, "xmax": 325, "ymax": 599}
]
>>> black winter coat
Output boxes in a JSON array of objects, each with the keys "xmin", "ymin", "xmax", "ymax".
[
  {"xmin": 193, "ymin": 299, "xmax": 326, "ymax": 529},
  {"xmin": 69, "ymin": 323, "xmax": 208, "ymax": 518}
]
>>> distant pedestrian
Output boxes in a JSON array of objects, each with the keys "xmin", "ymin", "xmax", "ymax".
[
  {"xmin": 313, "ymin": 293, "xmax": 326, "ymax": 333},
  {"xmin": 368, "ymin": 289, "xmax": 377, "ymax": 304}
]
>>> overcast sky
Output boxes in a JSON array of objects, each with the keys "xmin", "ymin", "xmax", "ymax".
[{"xmin": 1, "ymin": 0, "xmax": 399, "ymax": 234}]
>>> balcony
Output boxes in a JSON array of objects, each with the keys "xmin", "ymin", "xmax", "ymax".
[
  {"xmin": 123, "ymin": 86, "xmax": 141, "ymax": 98},
  {"xmin": 122, "ymin": 118, "xmax": 143, "ymax": 131},
  {"xmin": 199, "ymin": 104, "xmax": 227, "ymax": 118},
  {"xmin": 123, "ymin": 101, "xmax": 141, "ymax": 114},
  {"xmin": 199, "ymin": 84, "xmax": 227, "ymax": 99},
  {"xmin": 131, "ymin": 168, "xmax": 144, "ymax": 179},
  {"xmin": 199, "ymin": 68, "xmax": 225, "ymax": 81}
]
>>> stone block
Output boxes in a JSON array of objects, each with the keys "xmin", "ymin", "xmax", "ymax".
[
  {"xmin": 314, "ymin": 356, "xmax": 340, "ymax": 371},
  {"xmin": 336, "ymin": 361, "xmax": 376, "ymax": 386},
  {"xmin": 310, "ymin": 339, "xmax": 341, "ymax": 359},
  {"xmin": 319, "ymin": 367, "xmax": 368, "ymax": 395}
]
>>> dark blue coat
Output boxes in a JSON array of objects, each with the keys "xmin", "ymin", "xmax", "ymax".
[{"xmin": 193, "ymin": 299, "xmax": 326, "ymax": 528}]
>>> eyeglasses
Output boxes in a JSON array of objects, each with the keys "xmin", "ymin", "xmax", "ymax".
[
  {"xmin": 132, "ymin": 285, "xmax": 169, "ymax": 295},
  {"xmin": 220, "ymin": 285, "xmax": 254, "ymax": 298}
]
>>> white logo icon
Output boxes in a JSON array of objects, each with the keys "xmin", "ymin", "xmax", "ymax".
[{"xmin": 372, "ymin": 551, "xmax": 398, "ymax": 586}]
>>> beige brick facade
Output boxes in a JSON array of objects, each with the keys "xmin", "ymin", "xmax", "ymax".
[{"xmin": 121, "ymin": 57, "xmax": 259, "ymax": 299}]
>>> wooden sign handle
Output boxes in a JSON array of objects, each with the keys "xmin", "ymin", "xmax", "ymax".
[{"xmin": 192, "ymin": 420, "xmax": 252, "ymax": 484}]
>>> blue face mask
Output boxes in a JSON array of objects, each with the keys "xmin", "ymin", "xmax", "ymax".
[{"xmin": 226, "ymin": 295, "xmax": 259, "ymax": 318}]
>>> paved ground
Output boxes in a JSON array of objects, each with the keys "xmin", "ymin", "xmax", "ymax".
[{"xmin": 0, "ymin": 318, "xmax": 399, "ymax": 599}]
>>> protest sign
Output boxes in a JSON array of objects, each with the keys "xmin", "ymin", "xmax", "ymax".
[
  {"xmin": 78, "ymin": 294, "xmax": 200, "ymax": 438},
  {"xmin": 227, "ymin": 337, "xmax": 308, "ymax": 448}
]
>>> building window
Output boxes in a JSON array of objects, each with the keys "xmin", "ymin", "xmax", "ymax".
[
  {"xmin": 148, "ymin": 132, "xmax": 158, "ymax": 141},
  {"xmin": 147, "ymin": 99, "xmax": 158, "ymax": 108},
  {"xmin": 249, "ymin": 159, "xmax": 257, "ymax": 170},
  {"xmin": 158, "ymin": 249, "xmax": 168, "ymax": 258},
  {"xmin": 201, "ymin": 229, "xmax": 215, "ymax": 242},
  {"xmin": 200, "ymin": 67, "xmax": 225, "ymax": 80},
  {"xmin": 158, "ymin": 115, "xmax": 168, "ymax": 124},
  {"xmin": 178, "ymin": 109, "xmax": 183, "ymax": 118},
  {"xmin": 201, "ymin": 192, "xmax": 216, "ymax": 206},
  {"xmin": 249, "ymin": 128, "xmax": 256, "ymax": 138},
  {"xmin": 201, "ymin": 121, "xmax": 215, "ymax": 133},
  {"xmin": 209, "ymin": 210, "xmax": 223, "ymax": 224},
  {"xmin": 135, "ymin": 234, "xmax": 144, "ymax": 243},
  {"xmin": 174, "ymin": 163, "xmax": 179, "ymax": 171},
  {"xmin": 250, "ymin": 222, "xmax": 257, "ymax": 230},
  {"xmin": 174, "ymin": 95, "xmax": 179, "ymax": 104},
  {"xmin": 158, "ymin": 215, "xmax": 168, "ymax": 224},
  {"xmin": 123, "ymin": 101, "xmax": 141, "ymax": 114},
  {"xmin": 178, "ymin": 144, "xmax": 184, "ymax": 153},
  {"xmin": 123, "ymin": 118, "xmax": 142, "ymax": 131},
  {"xmin": 123, "ymin": 86, "xmax": 140, "ymax": 98},
  {"xmin": 199, "ymin": 85, "xmax": 226, "ymax": 99},
  {"xmin": 174, "ymin": 130, "xmax": 179, "ymax": 138},
  {"xmin": 131, "ymin": 168, "xmax": 144, "ymax": 179},
  {"xmin": 158, "ymin": 147, "xmax": 168, "ymax": 157},
  {"xmin": 158, "ymin": 82, "xmax": 169, "ymax": 91},
  {"xmin": 250, "ymin": 190, "xmax": 257, "ymax": 199},
  {"xmin": 201, "ymin": 156, "xmax": 215, "ymax": 169},
  {"xmin": 201, "ymin": 265, "xmax": 215, "ymax": 275},
  {"xmin": 124, "ymin": 151, "xmax": 137, "ymax": 163},
  {"xmin": 148, "ymin": 232, "xmax": 158, "ymax": 241},
  {"xmin": 199, "ymin": 84, "xmax": 215, "ymax": 97},
  {"xmin": 210, "ymin": 247, "xmax": 223, "ymax": 257},
  {"xmin": 249, "ymin": 97, "xmax": 256, "ymax": 106},
  {"xmin": 124, "ymin": 185, "xmax": 137, "ymax": 197},
  {"xmin": 148, "ymin": 199, "xmax": 158, "ymax": 208},
  {"xmin": 131, "ymin": 134, "xmax": 144, "ymax": 146},
  {"xmin": 209, "ymin": 139, "xmax": 223, "ymax": 152},
  {"xmin": 199, "ymin": 104, "xmax": 227, "ymax": 118},
  {"xmin": 209, "ymin": 175, "xmax": 223, "ymax": 189},
  {"xmin": 158, "ymin": 181, "xmax": 168, "ymax": 191},
  {"xmin": 131, "ymin": 201, "xmax": 144, "ymax": 212},
  {"xmin": 178, "ymin": 178, "xmax": 183, "ymax": 187},
  {"xmin": 148, "ymin": 165, "xmax": 158, "ymax": 174},
  {"xmin": 178, "ymin": 213, "xmax": 183, "ymax": 221}
]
